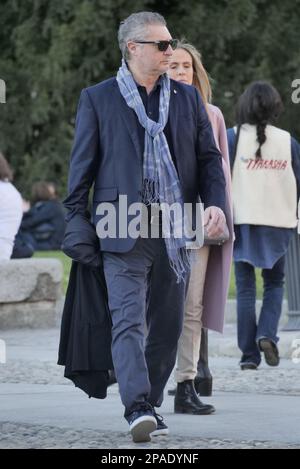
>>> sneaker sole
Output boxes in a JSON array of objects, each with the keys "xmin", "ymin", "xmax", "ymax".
[
  {"xmin": 151, "ymin": 428, "xmax": 170, "ymax": 437},
  {"xmin": 130, "ymin": 416, "xmax": 157, "ymax": 443},
  {"xmin": 240, "ymin": 364, "xmax": 258, "ymax": 371},
  {"xmin": 240, "ymin": 362, "xmax": 258, "ymax": 371},
  {"xmin": 259, "ymin": 339, "xmax": 280, "ymax": 367}
]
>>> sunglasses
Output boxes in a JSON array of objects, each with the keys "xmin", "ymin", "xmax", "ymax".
[{"xmin": 134, "ymin": 39, "xmax": 178, "ymax": 52}]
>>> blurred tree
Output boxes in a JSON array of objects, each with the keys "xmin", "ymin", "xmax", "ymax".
[
  {"xmin": 164, "ymin": 0, "xmax": 300, "ymax": 133},
  {"xmin": 0, "ymin": 0, "xmax": 299, "ymax": 198}
]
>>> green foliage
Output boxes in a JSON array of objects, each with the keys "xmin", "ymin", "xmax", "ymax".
[
  {"xmin": 0, "ymin": 0, "xmax": 299, "ymax": 198},
  {"xmin": 165, "ymin": 0, "xmax": 300, "ymax": 133},
  {"xmin": 34, "ymin": 250, "xmax": 72, "ymax": 293}
]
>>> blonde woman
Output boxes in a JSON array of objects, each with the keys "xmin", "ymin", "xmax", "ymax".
[{"xmin": 168, "ymin": 41, "xmax": 234, "ymax": 414}]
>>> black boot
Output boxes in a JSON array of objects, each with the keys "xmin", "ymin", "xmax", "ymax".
[
  {"xmin": 194, "ymin": 329, "xmax": 213, "ymax": 396},
  {"xmin": 168, "ymin": 387, "xmax": 176, "ymax": 396},
  {"xmin": 174, "ymin": 380, "xmax": 215, "ymax": 415}
]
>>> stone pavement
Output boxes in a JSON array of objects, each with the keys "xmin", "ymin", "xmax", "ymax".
[{"xmin": 0, "ymin": 327, "xmax": 300, "ymax": 449}]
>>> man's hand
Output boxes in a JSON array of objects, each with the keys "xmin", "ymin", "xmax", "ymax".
[{"xmin": 204, "ymin": 206, "xmax": 226, "ymax": 238}]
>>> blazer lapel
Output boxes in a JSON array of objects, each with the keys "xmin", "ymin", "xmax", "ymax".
[
  {"xmin": 112, "ymin": 79, "xmax": 182, "ymax": 166},
  {"xmin": 168, "ymin": 81, "xmax": 183, "ymax": 177},
  {"xmin": 113, "ymin": 81, "xmax": 143, "ymax": 161},
  {"xmin": 168, "ymin": 80, "xmax": 180, "ymax": 132}
]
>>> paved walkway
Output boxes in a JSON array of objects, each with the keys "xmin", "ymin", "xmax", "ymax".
[{"xmin": 0, "ymin": 327, "xmax": 299, "ymax": 448}]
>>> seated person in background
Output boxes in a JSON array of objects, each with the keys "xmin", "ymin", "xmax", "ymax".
[
  {"xmin": 11, "ymin": 199, "xmax": 34, "ymax": 259},
  {"xmin": 0, "ymin": 152, "xmax": 23, "ymax": 260},
  {"xmin": 19, "ymin": 181, "xmax": 66, "ymax": 251}
]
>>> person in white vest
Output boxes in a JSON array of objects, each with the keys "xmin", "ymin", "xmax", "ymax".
[
  {"xmin": 227, "ymin": 81, "xmax": 300, "ymax": 370},
  {"xmin": 0, "ymin": 153, "xmax": 23, "ymax": 260}
]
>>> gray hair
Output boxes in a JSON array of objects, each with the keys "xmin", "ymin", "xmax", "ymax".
[{"xmin": 118, "ymin": 12, "xmax": 166, "ymax": 61}]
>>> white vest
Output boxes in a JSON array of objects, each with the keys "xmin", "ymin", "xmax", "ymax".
[{"xmin": 232, "ymin": 124, "xmax": 298, "ymax": 228}]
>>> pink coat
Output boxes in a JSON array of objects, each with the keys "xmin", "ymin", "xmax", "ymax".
[{"xmin": 201, "ymin": 104, "xmax": 234, "ymax": 333}]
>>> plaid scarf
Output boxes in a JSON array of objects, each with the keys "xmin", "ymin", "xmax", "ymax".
[{"xmin": 116, "ymin": 59, "xmax": 190, "ymax": 282}]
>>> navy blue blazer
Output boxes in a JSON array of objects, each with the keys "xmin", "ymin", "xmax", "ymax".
[{"xmin": 64, "ymin": 77, "xmax": 226, "ymax": 252}]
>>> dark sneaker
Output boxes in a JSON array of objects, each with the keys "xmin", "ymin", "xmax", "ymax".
[
  {"xmin": 258, "ymin": 338, "xmax": 280, "ymax": 367},
  {"xmin": 126, "ymin": 403, "xmax": 157, "ymax": 443},
  {"xmin": 151, "ymin": 412, "xmax": 169, "ymax": 436}
]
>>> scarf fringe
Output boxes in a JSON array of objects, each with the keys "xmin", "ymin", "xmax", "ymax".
[
  {"xmin": 169, "ymin": 247, "xmax": 192, "ymax": 284},
  {"xmin": 141, "ymin": 179, "xmax": 160, "ymax": 205}
]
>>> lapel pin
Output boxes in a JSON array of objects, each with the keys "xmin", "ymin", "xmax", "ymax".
[{"xmin": 174, "ymin": 89, "xmax": 177, "ymax": 94}]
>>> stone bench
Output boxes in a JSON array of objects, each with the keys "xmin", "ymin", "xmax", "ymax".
[{"xmin": 0, "ymin": 259, "xmax": 63, "ymax": 329}]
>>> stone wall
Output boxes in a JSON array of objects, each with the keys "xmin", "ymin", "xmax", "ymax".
[{"xmin": 0, "ymin": 259, "xmax": 63, "ymax": 328}]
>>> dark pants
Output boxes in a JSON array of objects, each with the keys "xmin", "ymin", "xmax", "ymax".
[
  {"xmin": 102, "ymin": 236, "xmax": 187, "ymax": 416},
  {"xmin": 234, "ymin": 256, "xmax": 285, "ymax": 366},
  {"xmin": 11, "ymin": 234, "xmax": 34, "ymax": 259}
]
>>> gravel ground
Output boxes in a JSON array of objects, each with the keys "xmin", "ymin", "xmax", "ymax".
[
  {"xmin": 1, "ymin": 359, "xmax": 299, "ymax": 397},
  {"xmin": 0, "ymin": 422, "xmax": 298, "ymax": 449}
]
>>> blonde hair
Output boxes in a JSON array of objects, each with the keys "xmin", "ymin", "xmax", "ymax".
[{"xmin": 176, "ymin": 40, "xmax": 212, "ymax": 106}]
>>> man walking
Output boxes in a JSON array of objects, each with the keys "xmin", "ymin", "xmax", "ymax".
[{"xmin": 64, "ymin": 11, "xmax": 226, "ymax": 443}]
